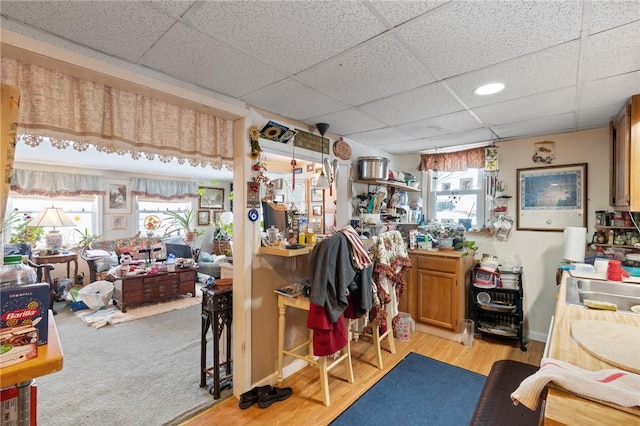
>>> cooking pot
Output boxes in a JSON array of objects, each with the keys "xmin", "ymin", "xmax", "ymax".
[{"xmin": 358, "ymin": 157, "xmax": 389, "ymax": 181}]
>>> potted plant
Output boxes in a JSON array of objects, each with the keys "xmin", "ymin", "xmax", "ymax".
[
  {"xmin": 211, "ymin": 218, "xmax": 233, "ymax": 256},
  {"xmin": 163, "ymin": 210, "xmax": 204, "ymax": 243},
  {"xmin": 74, "ymin": 228, "xmax": 101, "ymax": 249},
  {"xmin": 5, "ymin": 210, "xmax": 45, "ymax": 248}
]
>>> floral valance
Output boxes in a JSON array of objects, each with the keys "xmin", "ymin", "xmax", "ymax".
[
  {"xmin": 10, "ymin": 169, "xmax": 105, "ymax": 197},
  {"xmin": 417, "ymin": 147, "xmax": 485, "ymax": 172},
  {"xmin": 130, "ymin": 177, "xmax": 197, "ymax": 200},
  {"xmin": 1, "ymin": 57, "xmax": 234, "ymax": 169}
]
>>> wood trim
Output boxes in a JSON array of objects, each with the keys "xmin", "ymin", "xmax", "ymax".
[{"xmin": 630, "ymin": 94, "xmax": 640, "ymax": 211}]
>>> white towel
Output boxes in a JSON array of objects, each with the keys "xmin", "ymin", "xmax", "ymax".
[{"xmin": 511, "ymin": 358, "xmax": 640, "ymax": 410}]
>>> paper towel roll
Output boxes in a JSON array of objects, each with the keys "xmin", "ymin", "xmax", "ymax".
[{"xmin": 563, "ymin": 226, "xmax": 587, "ymax": 262}]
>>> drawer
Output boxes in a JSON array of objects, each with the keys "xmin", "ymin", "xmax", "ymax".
[
  {"xmin": 125, "ymin": 289, "xmax": 144, "ymax": 302},
  {"xmin": 124, "ymin": 280, "xmax": 143, "ymax": 291},
  {"xmin": 417, "ymin": 255, "xmax": 457, "ymax": 273},
  {"xmin": 179, "ymin": 270, "xmax": 196, "ymax": 282},
  {"xmin": 179, "ymin": 282, "xmax": 194, "ymax": 294}
]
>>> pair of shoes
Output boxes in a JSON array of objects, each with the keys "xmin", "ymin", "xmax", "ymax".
[
  {"xmin": 238, "ymin": 385, "xmax": 272, "ymax": 409},
  {"xmin": 258, "ymin": 386, "xmax": 293, "ymax": 408}
]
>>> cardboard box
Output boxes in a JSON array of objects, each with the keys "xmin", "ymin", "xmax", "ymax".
[
  {"xmin": 0, "ymin": 283, "xmax": 49, "ymax": 345},
  {"xmin": 0, "ymin": 326, "xmax": 38, "ymax": 367},
  {"xmin": 1, "ymin": 381, "xmax": 37, "ymax": 426}
]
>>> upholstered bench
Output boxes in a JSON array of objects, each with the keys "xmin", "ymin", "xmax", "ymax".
[{"xmin": 470, "ymin": 359, "xmax": 542, "ymax": 426}]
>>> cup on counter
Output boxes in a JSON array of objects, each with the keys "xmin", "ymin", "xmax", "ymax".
[
  {"xmin": 593, "ymin": 259, "xmax": 609, "ymax": 279},
  {"xmin": 607, "ymin": 260, "xmax": 629, "ymax": 281}
]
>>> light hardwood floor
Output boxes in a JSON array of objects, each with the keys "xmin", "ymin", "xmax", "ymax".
[{"xmin": 183, "ymin": 331, "xmax": 544, "ymax": 426}]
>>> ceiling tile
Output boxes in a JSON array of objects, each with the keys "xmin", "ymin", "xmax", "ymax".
[
  {"xmin": 141, "ymin": 22, "xmax": 288, "ymax": 98},
  {"xmin": 419, "ymin": 128, "xmax": 496, "ymax": 152},
  {"xmin": 0, "ymin": 1, "xmax": 176, "ymax": 62},
  {"xmin": 473, "ymin": 87, "xmax": 577, "ymax": 126},
  {"xmin": 577, "ymin": 103, "xmax": 627, "ymax": 130},
  {"xmin": 396, "ymin": 110, "xmax": 482, "ymax": 139},
  {"xmin": 359, "ymin": 82, "xmax": 464, "ymax": 125},
  {"xmin": 242, "ymin": 79, "xmax": 348, "ymax": 121},
  {"xmin": 304, "ymin": 108, "xmax": 387, "ymax": 136},
  {"xmin": 588, "ymin": 0, "xmax": 640, "ymax": 34},
  {"xmin": 399, "ymin": 0, "xmax": 582, "ymax": 79},
  {"xmin": 346, "ymin": 126, "xmax": 415, "ymax": 147},
  {"xmin": 370, "ymin": 0, "xmax": 449, "ymax": 26},
  {"xmin": 582, "ymin": 21, "xmax": 640, "ymax": 82},
  {"xmin": 297, "ymin": 34, "xmax": 436, "ymax": 105},
  {"xmin": 492, "ymin": 113, "xmax": 576, "ymax": 140},
  {"xmin": 142, "ymin": 0, "xmax": 197, "ymax": 19},
  {"xmin": 184, "ymin": 1, "xmax": 386, "ymax": 74},
  {"xmin": 580, "ymin": 71, "xmax": 640, "ymax": 111},
  {"xmin": 446, "ymin": 42, "xmax": 580, "ymax": 108}
]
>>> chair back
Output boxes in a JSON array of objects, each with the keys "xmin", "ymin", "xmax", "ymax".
[{"xmin": 3, "ymin": 242, "xmax": 33, "ymax": 260}]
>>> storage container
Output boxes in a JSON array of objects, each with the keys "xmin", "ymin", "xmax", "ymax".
[{"xmin": 357, "ymin": 157, "xmax": 389, "ymax": 180}]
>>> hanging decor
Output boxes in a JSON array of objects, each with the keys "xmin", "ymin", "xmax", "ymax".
[
  {"xmin": 484, "ymin": 146, "xmax": 499, "ymax": 171},
  {"xmin": 248, "ymin": 125, "xmax": 261, "ymax": 160},
  {"xmin": 532, "ymin": 140, "xmax": 555, "ymax": 164}
]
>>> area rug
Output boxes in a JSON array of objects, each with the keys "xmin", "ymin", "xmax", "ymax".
[
  {"xmin": 76, "ymin": 287, "xmax": 202, "ymax": 328},
  {"xmin": 38, "ymin": 301, "xmax": 230, "ymax": 425},
  {"xmin": 331, "ymin": 352, "xmax": 486, "ymax": 425}
]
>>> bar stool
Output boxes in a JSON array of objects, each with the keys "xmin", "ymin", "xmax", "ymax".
[
  {"xmin": 200, "ymin": 285, "xmax": 232, "ymax": 399},
  {"xmin": 350, "ymin": 306, "xmax": 396, "ymax": 369}
]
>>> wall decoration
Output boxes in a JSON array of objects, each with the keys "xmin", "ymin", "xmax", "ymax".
[
  {"xmin": 532, "ymin": 140, "xmax": 555, "ymax": 164},
  {"xmin": 306, "ymin": 163, "xmax": 314, "ymax": 172},
  {"xmin": 105, "ymin": 180, "xmax": 131, "ymax": 213},
  {"xmin": 517, "ymin": 163, "xmax": 587, "ymax": 231},
  {"xmin": 312, "ymin": 205, "xmax": 323, "ymax": 216},
  {"xmin": 260, "ymin": 120, "xmax": 289, "ymax": 142},
  {"xmin": 311, "ymin": 188, "xmax": 323, "ymax": 202},
  {"xmin": 273, "ymin": 194, "xmax": 284, "ymax": 203},
  {"xmin": 198, "ymin": 187, "xmax": 224, "ymax": 210},
  {"xmin": 111, "ymin": 215, "xmax": 127, "ymax": 230},
  {"xmin": 197, "ymin": 210, "xmax": 210, "ymax": 226},
  {"xmin": 485, "ymin": 146, "xmax": 499, "ymax": 171}
]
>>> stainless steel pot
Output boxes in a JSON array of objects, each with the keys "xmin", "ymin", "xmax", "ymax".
[{"xmin": 357, "ymin": 156, "xmax": 389, "ymax": 180}]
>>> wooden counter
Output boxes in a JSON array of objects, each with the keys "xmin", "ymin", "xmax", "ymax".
[
  {"xmin": 544, "ymin": 273, "xmax": 640, "ymax": 424},
  {"xmin": 1, "ymin": 310, "xmax": 63, "ymax": 388}
]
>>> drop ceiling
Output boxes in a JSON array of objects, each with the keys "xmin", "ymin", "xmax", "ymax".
[{"xmin": 2, "ymin": 0, "xmax": 639, "ymax": 160}]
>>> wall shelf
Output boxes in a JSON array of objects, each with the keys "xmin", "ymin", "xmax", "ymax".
[{"xmin": 354, "ymin": 179, "xmax": 421, "ymax": 192}]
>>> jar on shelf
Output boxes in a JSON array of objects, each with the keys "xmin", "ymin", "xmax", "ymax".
[{"xmin": 595, "ymin": 210, "xmax": 606, "ymax": 226}]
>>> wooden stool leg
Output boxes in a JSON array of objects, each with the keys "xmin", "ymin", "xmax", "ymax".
[
  {"xmin": 372, "ymin": 319, "xmax": 384, "ymax": 369},
  {"xmin": 345, "ymin": 341, "xmax": 354, "ymax": 384},
  {"xmin": 386, "ymin": 311, "xmax": 396, "ymax": 354},
  {"xmin": 318, "ymin": 356, "xmax": 330, "ymax": 406}
]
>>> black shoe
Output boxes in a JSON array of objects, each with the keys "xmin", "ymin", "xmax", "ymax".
[
  {"xmin": 258, "ymin": 386, "xmax": 293, "ymax": 408},
  {"xmin": 238, "ymin": 385, "xmax": 272, "ymax": 409}
]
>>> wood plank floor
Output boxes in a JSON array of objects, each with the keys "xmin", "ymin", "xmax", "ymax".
[{"xmin": 183, "ymin": 332, "xmax": 544, "ymax": 426}]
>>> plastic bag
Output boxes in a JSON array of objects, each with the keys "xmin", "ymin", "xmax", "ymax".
[{"xmin": 77, "ymin": 280, "xmax": 114, "ymax": 310}]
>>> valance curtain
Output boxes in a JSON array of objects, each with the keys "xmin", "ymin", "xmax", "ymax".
[
  {"xmin": 10, "ymin": 169, "xmax": 105, "ymax": 197},
  {"xmin": 417, "ymin": 147, "xmax": 485, "ymax": 172},
  {"xmin": 0, "ymin": 57, "xmax": 234, "ymax": 169},
  {"xmin": 130, "ymin": 177, "xmax": 197, "ymax": 200}
]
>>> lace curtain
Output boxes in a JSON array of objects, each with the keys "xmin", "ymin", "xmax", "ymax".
[
  {"xmin": 130, "ymin": 177, "xmax": 197, "ymax": 200},
  {"xmin": 0, "ymin": 57, "xmax": 234, "ymax": 169},
  {"xmin": 417, "ymin": 147, "xmax": 485, "ymax": 172},
  {"xmin": 10, "ymin": 169, "xmax": 105, "ymax": 197}
]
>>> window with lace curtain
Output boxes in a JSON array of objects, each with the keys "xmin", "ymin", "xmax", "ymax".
[{"xmin": 428, "ymin": 168, "xmax": 484, "ymax": 229}]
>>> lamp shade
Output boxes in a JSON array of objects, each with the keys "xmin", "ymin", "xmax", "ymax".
[
  {"xmin": 314, "ymin": 172, "xmax": 330, "ymax": 190},
  {"xmin": 29, "ymin": 207, "xmax": 76, "ymax": 229}
]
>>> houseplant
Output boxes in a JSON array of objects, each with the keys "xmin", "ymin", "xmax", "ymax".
[
  {"xmin": 211, "ymin": 219, "xmax": 233, "ymax": 256},
  {"xmin": 73, "ymin": 228, "xmax": 101, "ymax": 249},
  {"xmin": 4, "ymin": 210, "xmax": 45, "ymax": 248},
  {"xmin": 163, "ymin": 210, "xmax": 204, "ymax": 243}
]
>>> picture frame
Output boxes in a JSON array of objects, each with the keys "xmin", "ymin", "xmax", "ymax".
[
  {"xmin": 197, "ymin": 210, "xmax": 210, "ymax": 226},
  {"xmin": 105, "ymin": 180, "xmax": 131, "ymax": 213},
  {"xmin": 306, "ymin": 163, "xmax": 314, "ymax": 172},
  {"xmin": 198, "ymin": 187, "xmax": 224, "ymax": 210},
  {"xmin": 516, "ymin": 163, "xmax": 587, "ymax": 231},
  {"xmin": 111, "ymin": 215, "xmax": 127, "ymax": 230},
  {"xmin": 273, "ymin": 194, "xmax": 284, "ymax": 203},
  {"xmin": 311, "ymin": 188, "xmax": 323, "ymax": 202},
  {"xmin": 312, "ymin": 205, "xmax": 323, "ymax": 216}
]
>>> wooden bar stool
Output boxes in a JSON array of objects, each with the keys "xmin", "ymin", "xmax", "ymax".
[{"xmin": 350, "ymin": 308, "xmax": 396, "ymax": 369}]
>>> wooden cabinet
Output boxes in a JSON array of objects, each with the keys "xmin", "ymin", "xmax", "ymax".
[
  {"xmin": 113, "ymin": 267, "xmax": 196, "ymax": 312},
  {"xmin": 403, "ymin": 250, "xmax": 474, "ymax": 333},
  {"xmin": 611, "ymin": 94, "xmax": 640, "ymax": 210}
]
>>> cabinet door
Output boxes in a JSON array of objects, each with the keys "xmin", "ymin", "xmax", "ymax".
[
  {"xmin": 416, "ymin": 269, "xmax": 456, "ymax": 331},
  {"xmin": 613, "ymin": 103, "xmax": 631, "ymax": 207}
]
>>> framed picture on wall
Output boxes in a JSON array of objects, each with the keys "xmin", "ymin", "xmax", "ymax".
[
  {"xmin": 197, "ymin": 210, "xmax": 210, "ymax": 226},
  {"xmin": 273, "ymin": 194, "xmax": 284, "ymax": 203},
  {"xmin": 516, "ymin": 163, "xmax": 587, "ymax": 231},
  {"xmin": 105, "ymin": 180, "xmax": 131, "ymax": 213},
  {"xmin": 199, "ymin": 187, "xmax": 224, "ymax": 210},
  {"xmin": 311, "ymin": 188, "xmax": 323, "ymax": 202},
  {"xmin": 111, "ymin": 215, "xmax": 127, "ymax": 230},
  {"xmin": 312, "ymin": 205, "xmax": 323, "ymax": 216}
]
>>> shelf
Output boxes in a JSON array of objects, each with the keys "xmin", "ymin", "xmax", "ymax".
[
  {"xmin": 593, "ymin": 244, "xmax": 637, "ymax": 249},
  {"xmin": 595, "ymin": 226, "xmax": 638, "ymax": 230},
  {"xmin": 353, "ymin": 179, "xmax": 421, "ymax": 192}
]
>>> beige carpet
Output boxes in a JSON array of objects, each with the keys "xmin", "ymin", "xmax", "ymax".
[{"xmin": 77, "ymin": 287, "xmax": 202, "ymax": 328}]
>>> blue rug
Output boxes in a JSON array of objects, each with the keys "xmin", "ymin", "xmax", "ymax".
[{"xmin": 331, "ymin": 352, "xmax": 486, "ymax": 425}]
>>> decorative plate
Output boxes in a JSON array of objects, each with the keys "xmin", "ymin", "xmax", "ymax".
[
  {"xmin": 143, "ymin": 215, "xmax": 161, "ymax": 231},
  {"xmin": 333, "ymin": 138, "xmax": 352, "ymax": 160}
]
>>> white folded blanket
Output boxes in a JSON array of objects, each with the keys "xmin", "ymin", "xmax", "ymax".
[{"xmin": 511, "ymin": 358, "xmax": 640, "ymax": 410}]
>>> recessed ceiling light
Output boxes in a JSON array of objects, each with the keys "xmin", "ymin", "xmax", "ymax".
[{"xmin": 474, "ymin": 83, "xmax": 505, "ymax": 96}]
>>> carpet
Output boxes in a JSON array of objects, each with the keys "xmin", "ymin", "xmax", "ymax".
[
  {"xmin": 37, "ymin": 300, "xmax": 231, "ymax": 425},
  {"xmin": 331, "ymin": 352, "xmax": 486, "ymax": 426},
  {"xmin": 76, "ymin": 288, "xmax": 202, "ymax": 328}
]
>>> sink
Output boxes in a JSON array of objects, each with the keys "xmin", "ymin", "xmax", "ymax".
[{"xmin": 565, "ymin": 277, "xmax": 640, "ymax": 314}]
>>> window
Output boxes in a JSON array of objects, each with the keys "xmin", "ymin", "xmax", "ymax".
[
  {"xmin": 137, "ymin": 199, "xmax": 194, "ymax": 237},
  {"xmin": 5, "ymin": 196, "xmax": 98, "ymax": 248},
  {"xmin": 428, "ymin": 168, "xmax": 485, "ymax": 229}
]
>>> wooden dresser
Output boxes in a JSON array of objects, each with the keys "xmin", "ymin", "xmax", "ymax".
[{"xmin": 113, "ymin": 268, "xmax": 196, "ymax": 312}]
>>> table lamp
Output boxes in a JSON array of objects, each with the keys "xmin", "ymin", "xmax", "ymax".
[{"xmin": 29, "ymin": 206, "xmax": 76, "ymax": 253}]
